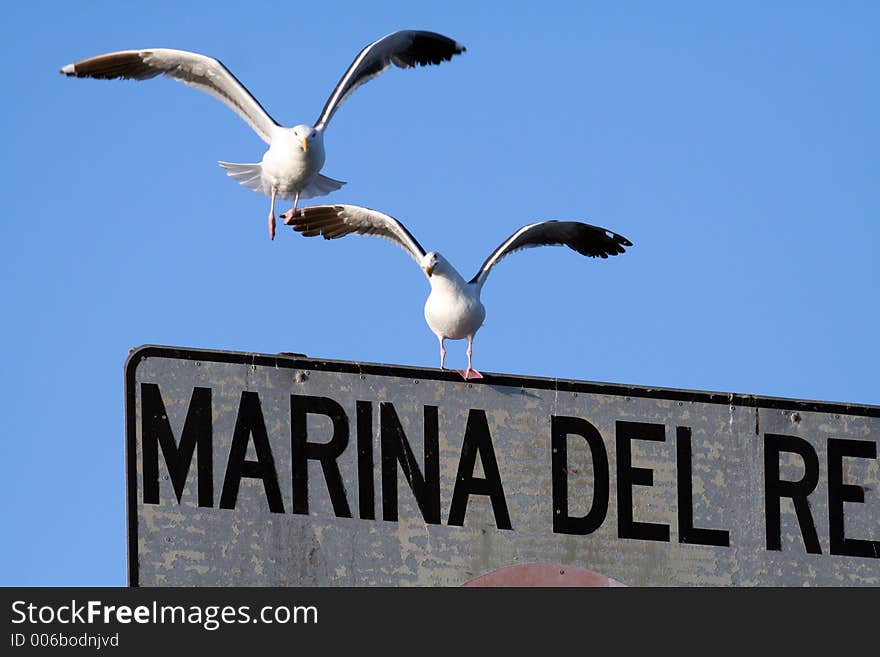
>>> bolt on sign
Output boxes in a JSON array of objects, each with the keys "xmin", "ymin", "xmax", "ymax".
[{"xmin": 125, "ymin": 345, "xmax": 880, "ymax": 586}]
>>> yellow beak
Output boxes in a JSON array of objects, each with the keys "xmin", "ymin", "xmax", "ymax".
[
  {"xmin": 423, "ymin": 264, "xmax": 435, "ymax": 277},
  {"xmin": 300, "ymin": 138, "xmax": 309, "ymax": 153}
]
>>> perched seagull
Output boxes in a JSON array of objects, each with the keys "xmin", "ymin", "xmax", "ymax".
[
  {"xmin": 287, "ymin": 205, "xmax": 633, "ymax": 379},
  {"xmin": 60, "ymin": 31, "xmax": 465, "ymax": 240}
]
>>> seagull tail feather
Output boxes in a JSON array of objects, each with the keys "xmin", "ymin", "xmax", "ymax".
[
  {"xmin": 298, "ymin": 173, "xmax": 346, "ymax": 200},
  {"xmin": 218, "ymin": 161, "xmax": 265, "ymax": 193}
]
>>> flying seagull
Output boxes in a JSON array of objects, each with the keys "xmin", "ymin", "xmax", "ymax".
[
  {"xmin": 60, "ymin": 31, "xmax": 465, "ymax": 240},
  {"xmin": 287, "ymin": 205, "xmax": 633, "ymax": 379}
]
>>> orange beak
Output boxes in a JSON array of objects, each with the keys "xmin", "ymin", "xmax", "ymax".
[{"xmin": 300, "ymin": 138, "xmax": 309, "ymax": 153}]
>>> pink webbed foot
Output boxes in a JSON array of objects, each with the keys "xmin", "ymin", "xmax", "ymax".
[
  {"xmin": 281, "ymin": 207, "xmax": 304, "ymax": 225},
  {"xmin": 457, "ymin": 368, "xmax": 484, "ymax": 381}
]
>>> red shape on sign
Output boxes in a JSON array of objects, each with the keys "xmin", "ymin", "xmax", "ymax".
[{"xmin": 463, "ymin": 563, "xmax": 626, "ymax": 587}]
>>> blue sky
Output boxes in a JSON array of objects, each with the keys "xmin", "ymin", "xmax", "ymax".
[{"xmin": 1, "ymin": 1, "xmax": 877, "ymax": 585}]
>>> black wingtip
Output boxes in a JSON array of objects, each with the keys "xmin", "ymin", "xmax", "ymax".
[
  {"xmin": 575, "ymin": 224, "xmax": 633, "ymax": 258},
  {"xmin": 405, "ymin": 31, "xmax": 467, "ymax": 67},
  {"xmin": 603, "ymin": 228, "xmax": 633, "ymax": 250}
]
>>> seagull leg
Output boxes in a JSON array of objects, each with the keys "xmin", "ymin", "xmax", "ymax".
[
  {"xmin": 439, "ymin": 338, "xmax": 446, "ymax": 369},
  {"xmin": 268, "ymin": 186, "xmax": 277, "ymax": 240},
  {"xmin": 282, "ymin": 191, "xmax": 302, "ymax": 225},
  {"xmin": 459, "ymin": 335, "xmax": 484, "ymax": 380}
]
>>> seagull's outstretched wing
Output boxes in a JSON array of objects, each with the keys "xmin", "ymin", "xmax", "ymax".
[
  {"xmin": 470, "ymin": 221, "xmax": 633, "ymax": 287},
  {"xmin": 291, "ymin": 204, "xmax": 427, "ymax": 265},
  {"xmin": 314, "ymin": 30, "xmax": 465, "ymax": 132},
  {"xmin": 60, "ymin": 48, "xmax": 280, "ymax": 144}
]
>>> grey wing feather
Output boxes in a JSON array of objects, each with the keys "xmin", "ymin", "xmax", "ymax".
[
  {"xmin": 470, "ymin": 221, "xmax": 633, "ymax": 287},
  {"xmin": 290, "ymin": 204, "xmax": 427, "ymax": 266},
  {"xmin": 314, "ymin": 30, "xmax": 465, "ymax": 131},
  {"xmin": 60, "ymin": 48, "xmax": 280, "ymax": 144}
]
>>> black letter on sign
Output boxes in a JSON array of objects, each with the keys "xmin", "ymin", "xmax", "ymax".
[
  {"xmin": 290, "ymin": 395, "xmax": 351, "ymax": 518},
  {"xmin": 448, "ymin": 409, "xmax": 512, "ymax": 530},
  {"xmin": 551, "ymin": 416, "xmax": 609, "ymax": 535},
  {"xmin": 381, "ymin": 403, "xmax": 441, "ymax": 524},
  {"xmin": 616, "ymin": 421, "xmax": 670, "ymax": 542},
  {"xmin": 356, "ymin": 401, "xmax": 376, "ymax": 520},
  {"xmin": 764, "ymin": 433, "xmax": 821, "ymax": 553},
  {"xmin": 828, "ymin": 438, "xmax": 880, "ymax": 559},
  {"xmin": 676, "ymin": 426, "xmax": 729, "ymax": 546},
  {"xmin": 142, "ymin": 383, "xmax": 213, "ymax": 507},
  {"xmin": 219, "ymin": 392, "xmax": 284, "ymax": 513}
]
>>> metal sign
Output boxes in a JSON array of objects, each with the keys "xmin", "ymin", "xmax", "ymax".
[{"xmin": 125, "ymin": 345, "xmax": 880, "ymax": 586}]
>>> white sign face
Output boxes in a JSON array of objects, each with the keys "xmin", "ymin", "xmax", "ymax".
[{"xmin": 125, "ymin": 345, "xmax": 880, "ymax": 586}]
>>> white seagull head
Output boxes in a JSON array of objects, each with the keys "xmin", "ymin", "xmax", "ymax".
[
  {"xmin": 420, "ymin": 251, "xmax": 441, "ymax": 278},
  {"xmin": 291, "ymin": 124, "xmax": 319, "ymax": 153}
]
